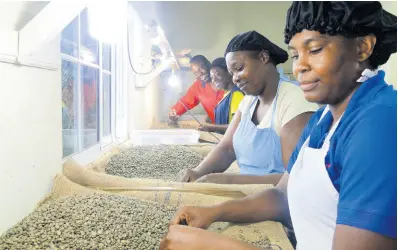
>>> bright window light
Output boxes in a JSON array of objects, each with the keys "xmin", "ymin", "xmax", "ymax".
[
  {"xmin": 151, "ymin": 36, "xmax": 162, "ymax": 45},
  {"xmin": 88, "ymin": 0, "xmax": 127, "ymax": 44},
  {"xmin": 157, "ymin": 26, "xmax": 165, "ymax": 36}
]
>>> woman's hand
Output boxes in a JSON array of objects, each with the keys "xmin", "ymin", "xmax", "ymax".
[
  {"xmin": 198, "ymin": 123, "xmax": 215, "ymax": 132},
  {"xmin": 169, "ymin": 205, "xmax": 220, "ymax": 229},
  {"xmin": 159, "ymin": 226, "xmax": 222, "ymax": 250},
  {"xmin": 195, "ymin": 173, "xmax": 233, "ymax": 184},
  {"xmin": 177, "ymin": 169, "xmax": 202, "ymax": 182},
  {"xmin": 169, "ymin": 109, "xmax": 179, "ymax": 122},
  {"xmin": 159, "ymin": 225, "xmax": 261, "ymax": 250}
]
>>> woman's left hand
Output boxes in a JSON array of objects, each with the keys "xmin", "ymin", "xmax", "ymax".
[
  {"xmin": 195, "ymin": 173, "xmax": 232, "ymax": 184},
  {"xmin": 159, "ymin": 225, "xmax": 226, "ymax": 250},
  {"xmin": 198, "ymin": 123, "xmax": 214, "ymax": 132}
]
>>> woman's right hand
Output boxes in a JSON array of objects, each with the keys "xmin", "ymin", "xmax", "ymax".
[
  {"xmin": 169, "ymin": 109, "xmax": 179, "ymax": 122},
  {"xmin": 177, "ymin": 169, "xmax": 202, "ymax": 182},
  {"xmin": 169, "ymin": 206, "xmax": 220, "ymax": 229}
]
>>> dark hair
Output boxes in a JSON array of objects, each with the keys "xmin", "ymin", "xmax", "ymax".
[
  {"xmin": 190, "ymin": 55, "xmax": 211, "ymax": 70},
  {"xmin": 211, "ymin": 57, "xmax": 228, "ymax": 71},
  {"xmin": 284, "ymin": 1, "xmax": 397, "ymax": 68},
  {"xmin": 246, "ymin": 51, "xmax": 276, "ymax": 65}
]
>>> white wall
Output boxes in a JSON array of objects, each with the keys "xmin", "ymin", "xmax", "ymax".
[
  {"xmin": 0, "ymin": 36, "xmax": 62, "ymax": 233},
  {"xmin": 129, "ymin": 76, "xmax": 161, "ymax": 130},
  {"xmin": 126, "ymin": 4, "xmax": 161, "ymax": 133},
  {"xmin": 380, "ymin": 1, "xmax": 397, "ymax": 88}
]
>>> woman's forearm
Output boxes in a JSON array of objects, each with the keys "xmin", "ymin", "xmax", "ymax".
[
  {"xmin": 200, "ymin": 124, "xmax": 228, "ymax": 134},
  {"xmin": 194, "ymin": 144, "xmax": 236, "ymax": 177},
  {"xmin": 194, "ymin": 111, "xmax": 241, "ymax": 178},
  {"xmin": 214, "ymin": 187, "xmax": 290, "ymax": 226},
  {"xmin": 209, "ymin": 124, "xmax": 228, "ymax": 134}
]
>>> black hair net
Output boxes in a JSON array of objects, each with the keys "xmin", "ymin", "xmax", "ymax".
[
  {"xmin": 284, "ymin": 1, "xmax": 397, "ymax": 68},
  {"xmin": 224, "ymin": 30, "xmax": 289, "ymax": 65},
  {"xmin": 211, "ymin": 57, "xmax": 228, "ymax": 71}
]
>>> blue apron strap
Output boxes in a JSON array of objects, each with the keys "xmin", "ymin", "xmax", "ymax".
[
  {"xmin": 248, "ymin": 97, "xmax": 259, "ymax": 118},
  {"xmin": 270, "ymin": 80, "xmax": 282, "ymax": 129}
]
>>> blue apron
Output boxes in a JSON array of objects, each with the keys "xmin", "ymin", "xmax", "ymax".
[
  {"xmin": 232, "ymin": 81, "xmax": 285, "ymax": 175},
  {"xmin": 278, "ymin": 67, "xmax": 299, "ymax": 86},
  {"xmin": 214, "ymin": 86, "xmax": 243, "ymax": 125}
]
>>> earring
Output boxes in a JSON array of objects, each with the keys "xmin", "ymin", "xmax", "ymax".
[{"xmin": 359, "ymin": 53, "xmax": 368, "ymax": 62}]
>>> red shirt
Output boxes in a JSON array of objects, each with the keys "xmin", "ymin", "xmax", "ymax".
[
  {"xmin": 83, "ymin": 81, "xmax": 97, "ymax": 113},
  {"xmin": 172, "ymin": 80, "xmax": 224, "ymax": 123}
]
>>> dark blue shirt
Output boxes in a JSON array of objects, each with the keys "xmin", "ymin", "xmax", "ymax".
[
  {"xmin": 214, "ymin": 85, "xmax": 243, "ymax": 125},
  {"xmin": 288, "ymin": 71, "xmax": 397, "ymax": 238}
]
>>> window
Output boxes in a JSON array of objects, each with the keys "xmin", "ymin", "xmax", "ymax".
[
  {"xmin": 102, "ymin": 44, "xmax": 112, "ymax": 137},
  {"xmin": 102, "ymin": 73, "xmax": 111, "ymax": 137},
  {"xmin": 61, "ymin": 60, "xmax": 78, "ymax": 156},
  {"xmin": 61, "ymin": 8, "xmax": 114, "ymax": 158}
]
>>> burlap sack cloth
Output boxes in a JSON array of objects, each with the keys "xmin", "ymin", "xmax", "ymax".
[
  {"xmin": 39, "ymin": 172, "xmax": 292, "ymax": 250},
  {"xmin": 54, "ymin": 144, "xmax": 292, "ymax": 249},
  {"xmin": 63, "ymin": 143, "xmax": 254, "ymax": 200},
  {"xmin": 63, "ymin": 159, "xmax": 262, "ymax": 202}
]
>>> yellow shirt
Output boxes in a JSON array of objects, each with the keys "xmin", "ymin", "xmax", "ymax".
[
  {"xmin": 229, "ymin": 91, "xmax": 245, "ymax": 122},
  {"xmin": 219, "ymin": 90, "xmax": 245, "ymax": 123}
]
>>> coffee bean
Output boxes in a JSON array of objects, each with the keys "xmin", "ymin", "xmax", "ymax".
[
  {"xmin": 0, "ymin": 194, "xmax": 177, "ymax": 250},
  {"xmin": 105, "ymin": 145, "xmax": 203, "ymax": 181}
]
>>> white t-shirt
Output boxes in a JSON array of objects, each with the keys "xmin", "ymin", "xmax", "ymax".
[{"xmin": 238, "ymin": 81, "xmax": 319, "ymax": 136}]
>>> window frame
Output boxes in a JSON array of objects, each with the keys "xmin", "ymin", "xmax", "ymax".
[{"xmin": 61, "ymin": 9, "xmax": 117, "ymax": 160}]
